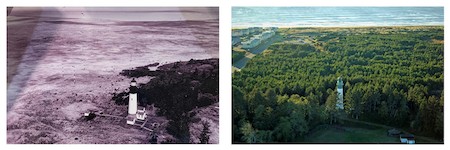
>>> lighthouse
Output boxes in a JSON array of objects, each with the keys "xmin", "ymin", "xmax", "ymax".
[
  {"xmin": 336, "ymin": 77, "xmax": 344, "ymax": 110},
  {"xmin": 128, "ymin": 78, "xmax": 138, "ymax": 114}
]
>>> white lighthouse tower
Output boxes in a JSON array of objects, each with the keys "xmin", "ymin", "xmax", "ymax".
[
  {"xmin": 128, "ymin": 78, "xmax": 138, "ymax": 115},
  {"xmin": 336, "ymin": 77, "xmax": 344, "ymax": 110},
  {"xmin": 126, "ymin": 78, "xmax": 147, "ymax": 125}
]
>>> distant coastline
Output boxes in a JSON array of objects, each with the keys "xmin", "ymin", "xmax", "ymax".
[
  {"xmin": 232, "ymin": 25, "xmax": 444, "ymax": 29},
  {"xmin": 9, "ymin": 7, "xmax": 219, "ymax": 22},
  {"xmin": 232, "ymin": 7, "xmax": 443, "ymax": 29}
]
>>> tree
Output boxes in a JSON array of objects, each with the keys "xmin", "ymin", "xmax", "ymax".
[
  {"xmin": 199, "ymin": 121, "xmax": 211, "ymax": 144},
  {"xmin": 255, "ymin": 130, "xmax": 273, "ymax": 143},
  {"xmin": 393, "ymin": 90, "xmax": 409, "ymax": 125},
  {"xmin": 240, "ymin": 121, "xmax": 257, "ymax": 143},
  {"xmin": 325, "ymin": 89, "xmax": 337, "ymax": 124},
  {"xmin": 233, "ymin": 85, "xmax": 247, "ymax": 122},
  {"xmin": 289, "ymin": 107, "xmax": 309, "ymax": 138},
  {"xmin": 307, "ymin": 92, "xmax": 321, "ymax": 124},
  {"xmin": 419, "ymin": 96, "xmax": 440, "ymax": 136},
  {"xmin": 378, "ymin": 101, "xmax": 388, "ymax": 121},
  {"xmin": 362, "ymin": 86, "xmax": 381, "ymax": 113},
  {"xmin": 274, "ymin": 117, "xmax": 294, "ymax": 142},
  {"xmin": 253, "ymin": 105, "xmax": 267, "ymax": 130},
  {"xmin": 345, "ymin": 84, "xmax": 363, "ymax": 119},
  {"xmin": 246, "ymin": 90, "xmax": 265, "ymax": 118},
  {"xmin": 407, "ymin": 84, "xmax": 428, "ymax": 113},
  {"xmin": 264, "ymin": 88, "xmax": 278, "ymax": 108}
]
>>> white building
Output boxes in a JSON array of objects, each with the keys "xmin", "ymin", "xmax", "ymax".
[
  {"xmin": 126, "ymin": 78, "xmax": 148, "ymax": 125},
  {"xmin": 126, "ymin": 115, "xmax": 136, "ymax": 125},
  {"xmin": 336, "ymin": 77, "xmax": 344, "ymax": 110},
  {"xmin": 400, "ymin": 134, "xmax": 415, "ymax": 144},
  {"xmin": 136, "ymin": 106, "xmax": 147, "ymax": 120},
  {"xmin": 128, "ymin": 78, "xmax": 138, "ymax": 115}
]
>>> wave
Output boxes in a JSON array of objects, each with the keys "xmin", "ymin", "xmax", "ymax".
[{"xmin": 232, "ymin": 7, "xmax": 443, "ymax": 27}]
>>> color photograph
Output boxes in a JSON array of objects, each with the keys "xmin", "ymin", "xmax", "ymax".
[
  {"xmin": 7, "ymin": 7, "xmax": 219, "ymax": 144},
  {"xmin": 232, "ymin": 7, "xmax": 443, "ymax": 144}
]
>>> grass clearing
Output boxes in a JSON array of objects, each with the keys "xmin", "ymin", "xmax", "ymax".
[
  {"xmin": 299, "ymin": 118, "xmax": 442, "ymax": 144},
  {"xmin": 301, "ymin": 125, "xmax": 398, "ymax": 143}
]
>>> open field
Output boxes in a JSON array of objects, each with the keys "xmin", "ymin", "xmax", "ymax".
[
  {"xmin": 302, "ymin": 125, "xmax": 398, "ymax": 143},
  {"xmin": 303, "ymin": 117, "xmax": 442, "ymax": 144}
]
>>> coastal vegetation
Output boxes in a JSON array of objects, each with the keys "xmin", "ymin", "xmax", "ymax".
[
  {"xmin": 232, "ymin": 26, "xmax": 444, "ymax": 143},
  {"xmin": 113, "ymin": 58, "xmax": 219, "ymax": 143}
]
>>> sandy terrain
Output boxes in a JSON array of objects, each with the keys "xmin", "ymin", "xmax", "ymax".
[{"xmin": 7, "ymin": 7, "xmax": 219, "ymax": 144}]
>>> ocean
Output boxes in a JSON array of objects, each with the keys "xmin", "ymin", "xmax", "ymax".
[{"xmin": 232, "ymin": 7, "xmax": 444, "ymax": 27}]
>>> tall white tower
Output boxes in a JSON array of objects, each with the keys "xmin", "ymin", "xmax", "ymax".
[
  {"xmin": 128, "ymin": 78, "xmax": 138, "ymax": 114},
  {"xmin": 336, "ymin": 77, "xmax": 344, "ymax": 110}
]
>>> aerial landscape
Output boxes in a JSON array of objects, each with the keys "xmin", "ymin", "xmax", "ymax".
[
  {"xmin": 7, "ymin": 7, "xmax": 219, "ymax": 144},
  {"xmin": 232, "ymin": 7, "xmax": 443, "ymax": 144}
]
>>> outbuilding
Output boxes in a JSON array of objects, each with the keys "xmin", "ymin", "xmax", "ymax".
[
  {"xmin": 400, "ymin": 134, "xmax": 415, "ymax": 144},
  {"xmin": 136, "ymin": 106, "xmax": 147, "ymax": 120}
]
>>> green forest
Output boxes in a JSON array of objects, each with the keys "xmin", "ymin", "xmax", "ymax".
[{"xmin": 232, "ymin": 26, "xmax": 444, "ymax": 143}]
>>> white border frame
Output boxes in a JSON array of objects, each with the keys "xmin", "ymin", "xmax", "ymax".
[{"xmin": 2, "ymin": 0, "xmax": 449, "ymax": 150}]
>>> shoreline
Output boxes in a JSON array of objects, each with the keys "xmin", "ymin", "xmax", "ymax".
[
  {"xmin": 8, "ymin": 7, "xmax": 219, "ymax": 22},
  {"xmin": 232, "ymin": 25, "xmax": 443, "ymax": 30}
]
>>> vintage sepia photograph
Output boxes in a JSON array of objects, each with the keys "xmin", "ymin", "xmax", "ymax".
[
  {"xmin": 232, "ymin": 7, "xmax": 443, "ymax": 144},
  {"xmin": 7, "ymin": 7, "xmax": 219, "ymax": 144}
]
